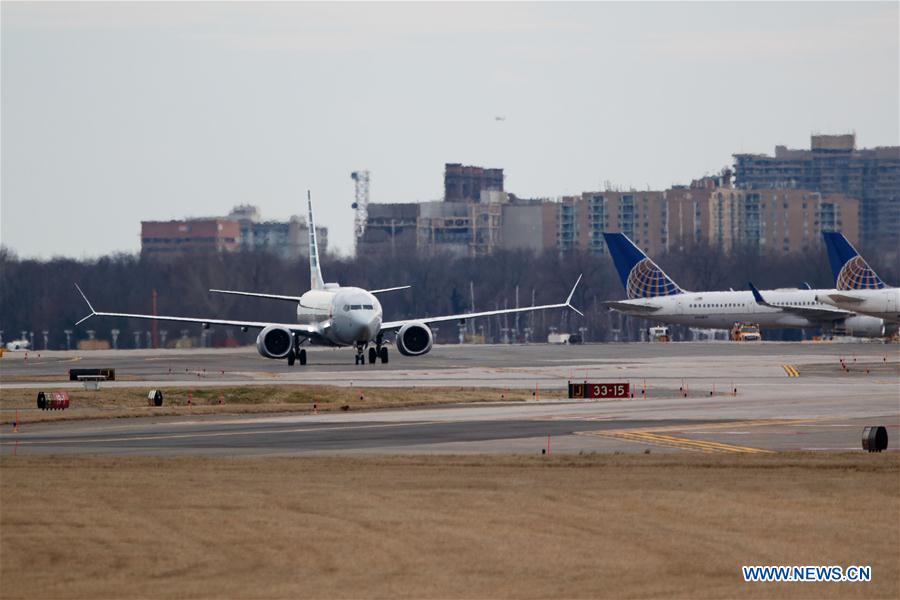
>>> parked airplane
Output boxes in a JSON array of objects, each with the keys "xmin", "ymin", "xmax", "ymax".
[
  {"xmin": 76, "ymin": 194, "xmax": 583, "ymax": 365},
  {"xmin": 601, "ymin": 233, "xmax": 891, "ymax": 337},
  {"xmin": 817, "ymin": 231, "xmax": 899, "ymax": 324}
]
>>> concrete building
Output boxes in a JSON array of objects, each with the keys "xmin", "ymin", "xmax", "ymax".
[
  {"xmin": 227, "ymin": 205, "xmax": 328, "ymax": 260},
  {"xmin": 141, "ymin": 219, "xmax": 241, "ymax": 258},
  {"xmin": 444, "ymin": 163, "xmax": 504, "ymax": 202},
  {"xmin": 733, "ymin": 134, "xmax": 899, "ymax": 248},
  {"xmin": 141, "ymin": 206, "xmax": 328, "ymax": 260},
  {"xmin": 357, "ymin": 203, "xmax": 418, "ymax": 257}
]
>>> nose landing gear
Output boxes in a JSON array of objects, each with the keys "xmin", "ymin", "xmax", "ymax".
[{"xmin": 355, "ymin": 338, "xmax": 389, "ymax": 365}]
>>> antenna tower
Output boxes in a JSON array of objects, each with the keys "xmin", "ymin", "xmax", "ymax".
[{"xmin": 351, "ymin": 170, "xmax": 370, "ymax": 256}]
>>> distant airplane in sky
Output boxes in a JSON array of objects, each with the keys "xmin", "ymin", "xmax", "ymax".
[
  {"xmin": 817, "ymin": 231, "xmax": 899, "ymax": 324},
  {"xmin": 76, "ymin": 193, "xmax": 582, "ymax": 365},
  {"xmin": 602, "ymin": 232, "xmax": 893, "ymax": 338}
]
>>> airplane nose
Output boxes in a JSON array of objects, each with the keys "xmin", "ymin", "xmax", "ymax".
[{"xmin": 351, "ymin": 312, "xmax": 378, "ymax": 341}]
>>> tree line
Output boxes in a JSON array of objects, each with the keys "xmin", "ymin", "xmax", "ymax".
[{"xmin": 2, "ymin": 242, "xmax": 895, "ymax": 349}]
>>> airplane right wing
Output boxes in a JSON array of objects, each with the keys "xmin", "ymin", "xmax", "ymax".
[
  {"xmin": 379, "ymin": 276, "xmax": 583, "ymax": 331},
  {"xmin": 75, "ymin": 285, "xmax": 319, "ymax": 336}
]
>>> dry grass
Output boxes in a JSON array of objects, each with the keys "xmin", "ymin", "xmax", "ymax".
[
  {"xmin": 0, "ymin": 385, "xmax": 559, "ymax": 424},
  {"xmin": 1, "ymin": 453, "xmax": 897, "ymax": 599}
]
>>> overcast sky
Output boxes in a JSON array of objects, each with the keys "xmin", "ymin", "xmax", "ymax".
[{"xmin": 2, "ymin": 1, "xmax": 898, "ymax": 259}]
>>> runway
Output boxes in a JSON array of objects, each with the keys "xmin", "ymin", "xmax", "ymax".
[
  {"xmin": 3, "ymin": 341, "xmax": 896, "ymax": 388},
  {"xmin": 2, "ymin": 342, "xmax": 898, "ymax": 456}
]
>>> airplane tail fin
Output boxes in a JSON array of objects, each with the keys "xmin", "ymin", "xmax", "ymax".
[
  {"xmin": 602, "ymin": 232, "xmax": 683, "ymax": 299},
  {"xmin": 307, "ymin": 191, "xmax": 326, "ymax": 291},
  {"xmin": 822, "ymin": 231, "xmax": 885, "ymax": 290}
]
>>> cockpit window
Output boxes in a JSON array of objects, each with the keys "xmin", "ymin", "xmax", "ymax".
[
  {"xmin": 343, "ymin": 305, "xmax": 349, "ymax": 311},
  {"xmin": 363, "ymin": 304, "xmax": 373, "ymax": 310},
  {"xmin": 350, "ymin": 304, "xmax": 362, "ymax": 310}
]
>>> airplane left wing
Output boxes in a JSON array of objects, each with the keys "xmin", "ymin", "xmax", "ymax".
[
  {"xmin": 369, "ymin": 285, "xmax": 412, "ymax": 294},
  {"xmin": 379, "ymin": 276, "xmax": 583, "ymax": 331},
  {"xmin": 748, "ymin": 282, "xmax": 853, "ymax": 322},
  {"xmin": 602, "ymin": 301, "xmax": 661, "ymax": 313},
  {"xmin": 824, "ymin": 293, "xmax": 864, "ymax": 304}
]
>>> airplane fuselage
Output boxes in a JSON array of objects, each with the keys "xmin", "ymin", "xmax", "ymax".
[
  {"xmin": 616, "ymin": 288, "xmax": 888, "ymax": 335},
  {"xmin": 296, "ymin": 287, "xmax": 383, "ymax": 346}
]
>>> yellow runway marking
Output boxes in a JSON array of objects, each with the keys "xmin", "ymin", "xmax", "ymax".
[
  {"xmin": 782, "ymin": 364, "xmax": 800, "ymax": 377},
  {"xmin": 576, "ymin": 418, "xmax": 826, "ymax": 454}
]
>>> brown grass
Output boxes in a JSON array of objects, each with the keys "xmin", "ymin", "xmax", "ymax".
[
  {"xmin": 0, "ymin": 385, "xmax": 560, "ymax": 424},
  {"xmin": 1, "ymin": 453, "xmax": 897, "ymax": 599}
]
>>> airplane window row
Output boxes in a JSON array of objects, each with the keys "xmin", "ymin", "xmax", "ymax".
[
  {"xmin": 690, "ymin": 303, "xmax": 747, "ymax": 308},
  {"xmin": 342, "ymin": 304, "xmax": 375, "ymax": 311}
]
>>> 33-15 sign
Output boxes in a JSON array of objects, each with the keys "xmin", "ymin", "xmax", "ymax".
[{"xmin": 568, "ymin": 382, "xmax": 630, "ymax": 399}]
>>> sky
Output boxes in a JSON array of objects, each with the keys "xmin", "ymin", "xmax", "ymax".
[{"xmin": 2, "ymin": 1, "xmax": 898, "ymax": 259}]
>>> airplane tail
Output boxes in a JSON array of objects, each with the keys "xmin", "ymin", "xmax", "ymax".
[
  {"xmin": 602, "ymin": 233, "xmax": 683, "ymax": 299},
  {"xmin": 822, "ymin": 231, "xmax": 885, "ymax": 291},
  {"xmin": 307, "ymin": 191, "xmax": 326, "ymax": 291}
]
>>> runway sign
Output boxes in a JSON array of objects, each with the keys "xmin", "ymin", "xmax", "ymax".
[
  {"xmin": 568, "ymin": 382, "xmax": 630, "ymax": 399},
  {"xmin": 69, "ymin": 368, "xmax": 115, "ymax": 381}
]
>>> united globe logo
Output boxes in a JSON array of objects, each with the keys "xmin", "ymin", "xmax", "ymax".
[
  {"xmin": 836, "ymin": 256, "xmax": 885, "ymax": 290},
  {"xmin": 626, "ymin": 258, "xmax": 682, "ymax": 299}
]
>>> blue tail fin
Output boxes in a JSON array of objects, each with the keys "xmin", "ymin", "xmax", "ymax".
[
  {"xmin": 602, "ymin": 233, "xmax": 683, "ymax": 298},
  {"xmin": 822, "ymin": 232, "xmax": 885, "ymax": 290}
]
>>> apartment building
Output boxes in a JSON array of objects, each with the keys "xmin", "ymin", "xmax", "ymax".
[{"xmin": 733, "ymin": 134, "xmax": 898, "ymax": 247}]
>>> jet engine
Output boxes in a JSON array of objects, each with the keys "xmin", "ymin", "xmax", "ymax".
[
  {"xmin": 396, "ymin": 322, "xmax": 433, "ymax": 356},
  {"xmin": 840, "ymin": 315, "xmax": 891, "ymax": 338},
  {"xmin": 256, "ymin": 325, "xmax": 294, "ymax": 359}
]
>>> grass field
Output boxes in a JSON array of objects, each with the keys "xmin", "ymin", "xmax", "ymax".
[
  {"xmin": 0, "ymin": 385, "xmax": 560, "ymax": 424},
  {"xmin": 1, "ymin": 453, "xmax": 898, "ymax": 599}
]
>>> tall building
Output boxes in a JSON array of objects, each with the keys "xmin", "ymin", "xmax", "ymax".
[{"xmin": 733, "ymin": 134, "xmax": 899, "ymax": 248}]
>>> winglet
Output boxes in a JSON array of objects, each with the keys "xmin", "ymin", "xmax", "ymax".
[
  {"xmin": 74, "ymin": 283, "xmax": 96, "ymax": 326},
  {"xmin": 748, "ymin": 282, "xmax": 767, "ymax": 306},
  {"xmin": 565, "ymin": 274, "xmax": 584, "ymax": 316}
]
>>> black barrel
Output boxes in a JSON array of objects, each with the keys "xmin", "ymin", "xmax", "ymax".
[
  {"xmin": 862, "ymin": 426, "xmax": 889, "ymax": 452},
  {"xmin": 147, "ymin": 390, "xmax": 164, "ymax": 407}
]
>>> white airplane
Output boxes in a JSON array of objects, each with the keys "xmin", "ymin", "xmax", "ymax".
[
  {"xmin": 601, "ymin": 233, "xmax": 893, "ymax": 338},
  {"xmin": 816, "ymin": 232, "xmax": 899, "ymax": 324},
  {"xmin": 76, "ymin": 193, "xmax": 583, "ymax": 365}
]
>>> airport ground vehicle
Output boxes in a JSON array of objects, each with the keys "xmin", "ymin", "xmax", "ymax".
[
  {"xmin": 76, "ymin": 194, "xmax": 582, "ymax": 365},
  {"xmin": 648, "ymin": 326, "xmax": 669, "ymax": 342},
  {"xmin": 730, "ymin": 323, "xmax": 761, "ymax": 341}
]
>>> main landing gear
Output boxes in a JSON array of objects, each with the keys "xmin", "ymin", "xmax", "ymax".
[
  {"xmin": 288, "ymin": 334, "xmax": 307, "ymax": 366},
  {"xmin": 287, "ymin": 349, "xmax": 307, "ymax": 366}
]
